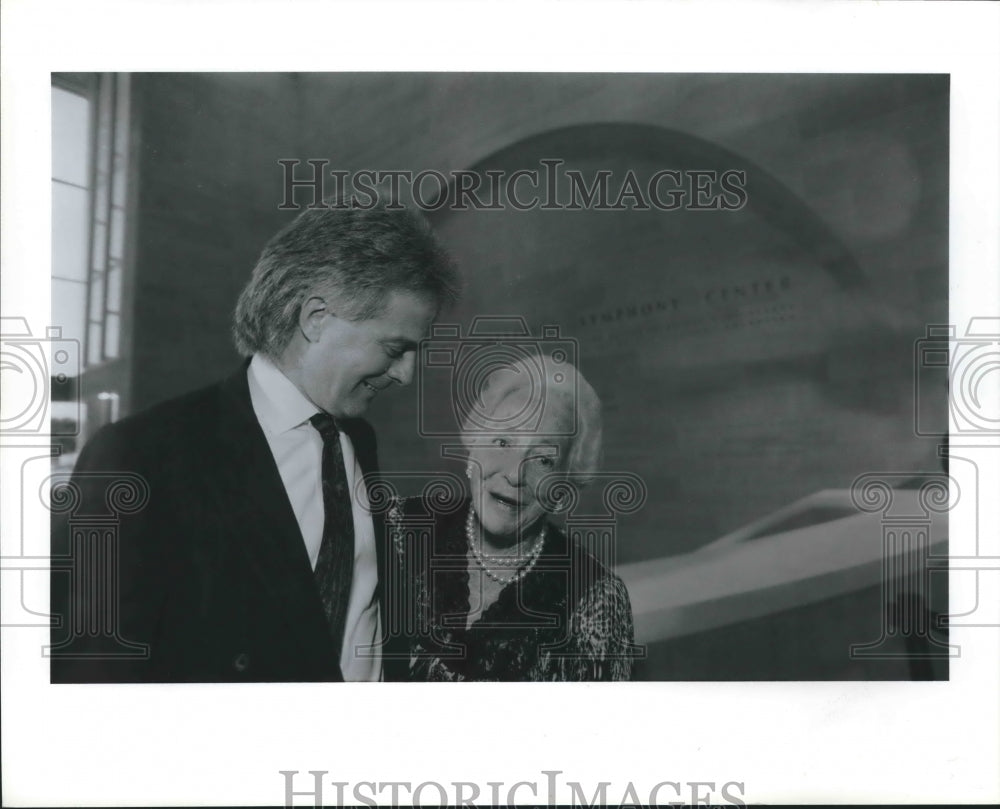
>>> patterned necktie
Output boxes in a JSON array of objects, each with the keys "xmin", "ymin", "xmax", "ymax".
[{"xmin": 309, "ymin": 412, "xmax": 355, "ymax": 657}]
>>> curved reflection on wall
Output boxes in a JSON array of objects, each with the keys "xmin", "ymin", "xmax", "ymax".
[{"xmin": 368, "ymin": 122, "xmax": 944, "ymax": 565}]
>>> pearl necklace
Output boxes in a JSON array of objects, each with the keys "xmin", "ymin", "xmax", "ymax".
[{"xmin": 466, "ymin": 508, "xmax": 546, "ymax": 585}]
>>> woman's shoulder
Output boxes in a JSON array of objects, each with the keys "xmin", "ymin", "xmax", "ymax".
[
  {"xmin": 538, "ymin": 524, "xmax": 636, "ymax": 680},
  {"xmin": 540, "ymin": 523, "xmax": 630, "ymax": 612},
  {"xmin": 545, "ymin": 523, "xmax": 621, "ymax": 581}
]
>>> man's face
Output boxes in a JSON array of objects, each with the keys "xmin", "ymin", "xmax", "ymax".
[{"xmin": 296, "ymin": 289, "xmax": 437, "ymax": 418}]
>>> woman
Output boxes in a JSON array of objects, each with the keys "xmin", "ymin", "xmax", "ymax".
[{"xmin": 388, "ymin": 353, "xmax": 636, "ymax": 681}]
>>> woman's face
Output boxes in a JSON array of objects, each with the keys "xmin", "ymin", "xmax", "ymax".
[{"xmin": 467, "ymin": 393, "xmax": 571, "ymax": 543}]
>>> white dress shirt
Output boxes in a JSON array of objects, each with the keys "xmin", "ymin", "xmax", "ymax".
[{"xmin": 247, "ymin": 353, "xmax": 382, "ymax": 681}]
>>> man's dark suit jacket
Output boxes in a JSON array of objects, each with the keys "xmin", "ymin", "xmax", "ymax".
[{"xmin": 50, "ymin": 363, "xmax": 406, "ymax": 683}]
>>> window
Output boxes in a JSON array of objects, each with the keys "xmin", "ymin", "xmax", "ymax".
[{"xmin": 51, "ymin": 74, "xmax": 131, "ymax": 367}]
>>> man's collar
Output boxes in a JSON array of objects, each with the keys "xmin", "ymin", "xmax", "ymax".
[{"xmin": 247, "ymin": 353, "xmax": 321, "ymax": 434}]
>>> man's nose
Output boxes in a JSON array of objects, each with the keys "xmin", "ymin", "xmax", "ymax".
[{"xmin": 386, "ymin": 351, "xmax": 417, "ymax": 386}]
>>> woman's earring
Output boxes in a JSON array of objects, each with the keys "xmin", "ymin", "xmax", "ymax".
[{"xmin": 465, "ymin": 464, "xmax": 473, "ymax": 479}]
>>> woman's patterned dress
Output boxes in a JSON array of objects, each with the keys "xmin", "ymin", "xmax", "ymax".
[{"xmin": 388, "ymin": 496, "xmax": 637, "ymax": 681}]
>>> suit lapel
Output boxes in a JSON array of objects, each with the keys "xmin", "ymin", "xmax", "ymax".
[{"xmin": 213, "ymin": 364, "xmax": 342, "ymax": 677}]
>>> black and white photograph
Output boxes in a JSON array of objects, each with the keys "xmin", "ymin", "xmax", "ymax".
[
  {"xmin": 2, "ymin": 1, "xmax": 998, "ymax": 806},
  {"xmin": 45, "ymin": 70, "xmax": 952, "ymax": 684}
]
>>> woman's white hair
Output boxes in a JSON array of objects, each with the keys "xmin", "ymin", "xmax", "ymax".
[{"xmin": 460, "ymin": 353, "xmax": 603, "ymax": 484}]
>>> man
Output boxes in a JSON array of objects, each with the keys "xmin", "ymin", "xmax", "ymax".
[{"xmin": 50, "ymin": 201, "xmax": 458, "ymax": 682}]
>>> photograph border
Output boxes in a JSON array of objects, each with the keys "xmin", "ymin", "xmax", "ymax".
[{"xmin": 2, "ymin": 1, "xmax": 998, "ymax": 805}]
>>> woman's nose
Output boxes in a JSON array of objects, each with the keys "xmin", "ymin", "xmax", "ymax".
[{"xmin": 500, "ymin": 454, "xmax": 526, "ymax": 486}]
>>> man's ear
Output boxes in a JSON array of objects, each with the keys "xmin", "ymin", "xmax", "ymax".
[{"xmin": 299, "ymin": 296, "xmax": 329, "ymax": 342}]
